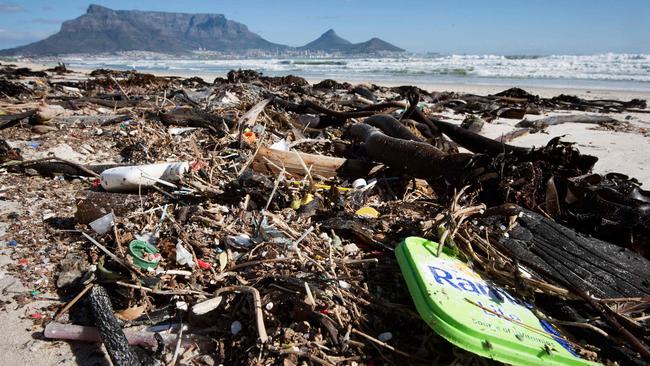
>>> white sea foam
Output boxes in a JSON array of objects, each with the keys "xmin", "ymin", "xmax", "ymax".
[{"xmin": 55, "ymin": 53, "xmax": 650, "ymax": 89}]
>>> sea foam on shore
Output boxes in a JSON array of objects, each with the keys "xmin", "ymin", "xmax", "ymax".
[{"xmin": 25, "ymin": 53, "xmax": 650, "ymax": 91}]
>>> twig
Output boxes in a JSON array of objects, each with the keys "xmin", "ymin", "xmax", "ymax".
[
  {"xmin": 304, "ymin": 281, "xmax": 316, "ymax": 309},
  {"xmin": 109, "ymin": 75, "xmax": 130, "ymax": 100},
  {"xmin": 228, "ymin": 257, "xmax": 297, "ymax": 271},
  {"xmin": 292, "ymin": 149, "xmax": 313, "ymax": 184},
  {"xmin": 214, "ymin": 286, "xmax": 268, "ymax": 343},
  {"xmin": 351, "ymin": 329, "xmax": 425, "ymax": 361},
  {"xmin": 168, "ymin": 313, "xmax": 184, "ymax": 366},
  {"xmin": 270, "ymin": 346, "xmax": 335, "ymax": 366},
  {"xmin": 264, "ymin": 167, "xmax": 285, "ymax": 211},
  {"xmin": 115, "ymin": 281, "xmax": 208, "ymax": 296},
  {"xmin": 82, "ymin": 232, "xmax": 128, "ymax": 268},
  {"xmin": 551, "ymin": 320, "xmax": 609, "ymax": 337},
  {"xmin": 55, "ymin": 283, "xmax": 93, "ymax": 320}
]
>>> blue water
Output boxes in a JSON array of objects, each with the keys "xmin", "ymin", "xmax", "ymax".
[{"xmin": 54, "ymin": 53, "xmax": 650, "ymax": 91}]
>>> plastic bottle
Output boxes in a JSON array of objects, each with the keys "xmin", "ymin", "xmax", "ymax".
[{"xmin": 100, "ymin": 162, "xmax": 189, "ymax": 192}]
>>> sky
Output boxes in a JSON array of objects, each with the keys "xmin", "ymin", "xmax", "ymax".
[{"xmin": 0, "ymin": 0, "xmax": 648, "ymax": 54}]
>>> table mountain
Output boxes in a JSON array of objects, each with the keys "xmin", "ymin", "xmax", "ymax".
[
  {"xmin": 0, "ymin": 4, "xmax": 288, "ymax": 56},
  {"xmin": 0, "ymin": 6, "xmax": 405, "ymax": 56}
]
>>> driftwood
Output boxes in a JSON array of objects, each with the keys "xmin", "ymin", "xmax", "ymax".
[
  {"xmin": 496, "ymin": 209, "xmax": 650, "ymax": 298},
  {"xmin": 100, "ymin": 114, "xmax": 131, "ymax": 126},
  {"xmin": 81, "ymin": 97, "xmax": 140, "ymax": 108},
  {"xmin": 0, "ymin": 109, "xmax": 35, "ymax": 129},
  {"xmin": 159, "ymin": 108, "xmax": 231, "ymax": 135},
  {"xmin": 252, "ymin": 146, "xmax": 375, "ymax": 179}
]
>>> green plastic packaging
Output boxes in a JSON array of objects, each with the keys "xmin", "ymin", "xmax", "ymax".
[
  {"xmin": 128, "ymin": 240, "xmax": 160, "ymax": 270},
  {"xmin": 395, "ymin": 236, "xmax": 599, "ymax": 366}
]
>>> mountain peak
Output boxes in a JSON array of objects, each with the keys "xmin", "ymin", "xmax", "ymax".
[
  {"xmin": 1, "ymin": 5, "xmax": 287, "ymax": 56},
  {"xmin": 347, "ymin": 37, "xmax": 405, "ymax": 53},
  {"xmin": 299, "ymin": 29, "xmax": 352, "ymax": 51},
  {"xmin": 87, "ymin": 4, "xmax": 112, "ymax": 14},
  {"xmin": 298, "ymin": 30, "xmax": 404, "ymax": 54}
]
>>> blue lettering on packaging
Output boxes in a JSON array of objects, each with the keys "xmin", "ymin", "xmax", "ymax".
[{"xmin": 428, "ymin": 265, "xmax": 521, "ymax": 306}]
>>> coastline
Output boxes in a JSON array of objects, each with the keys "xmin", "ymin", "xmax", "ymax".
[
  {"xmin": 13, "ymin": 59, "xmax": 650, "ymax": 100},
  {"xmin": 7, "ymin": 59, "xmax": 650, "ymax": 185},
  {"xmin": 1, "ymin": 55, "xmax": 649, "ymax": 365}
]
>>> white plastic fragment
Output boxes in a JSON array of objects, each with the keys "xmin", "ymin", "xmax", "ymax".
[
  {"xmin": 89, "ymin": 212, "xmax": 115, "ymax": 235},
  {"xmin": 352, "ymin": 178, "xmax": 367, "ymax": 189},
  {"xmin": 225, "ymin": 234, "xmax": 252, "ymax": 248},
  {"xmin": 343, "ymin": 243, "xmax": 359, "ymax": 255},
  {"xmin": 192, "ymin": 296, "xmax": 223, "ymax": 316},
  {"xmin": 168, "ymin": 127, "xmax": 198, "ymax": 135},
  {"xmin": 270, "ymin": 138, "xmax": 289, "ymax": 151},
  {"xmin": 176, "ymin": 241, "xmax": 196, "ymax": 268}
]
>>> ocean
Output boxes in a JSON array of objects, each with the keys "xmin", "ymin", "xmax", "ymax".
[{"xmin": 56, "ymin": 53, "xmax": 650, "ymax": 91}]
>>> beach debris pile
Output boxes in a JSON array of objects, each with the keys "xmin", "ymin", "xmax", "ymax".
[{"xmin": 1, "ymin": 62, "xmax": 649, "ymax": 365}]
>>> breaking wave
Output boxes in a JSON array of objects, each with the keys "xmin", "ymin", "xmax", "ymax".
[{"xmin": 56, "ymin": 53, "xmax": 650, "ymax": 88}]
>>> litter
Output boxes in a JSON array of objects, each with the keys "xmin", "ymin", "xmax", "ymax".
[
  {"xmin": 396, "ymin": 237, "xmax": 599, "ymax": 366},
  {"xmin": 128, "ymin": 240, "xmax": 161, "ymax": 270},
  {"xmin": 0, "ymin": 64, "xmax": 647, "ymax": 365}
]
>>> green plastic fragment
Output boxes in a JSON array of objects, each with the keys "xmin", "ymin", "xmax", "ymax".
[
  {"xmin": 395, "ymin": 236, "xmax": 600, "ymax": 366},
  {"xmin": 128, "ymin": 240, "xmax": 160, "ymax": 270}
]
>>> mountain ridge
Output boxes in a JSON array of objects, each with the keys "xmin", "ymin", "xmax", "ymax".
[
  {"xmin": 299, "ymin": 30, "xmax": 404, "ymax": 54},
  {"xmin": 0, "ymin": 5, "xmax": 405, "ymax": 56}
]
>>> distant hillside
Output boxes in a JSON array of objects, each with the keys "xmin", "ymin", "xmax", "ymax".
[
  {"xmin": 0, "ymin": 6, "xmax": 405, "ymax": 56},
  {"xmin": 299, "ymin": 29, "xmax": 404, "ymax": 54},
  {"xmin": 346, "ymin": 37, "xmax": 404, "ymax": 53},
  {"xmin": 0, "ymin": 5, "xmax": 287, "ymax": 56},
  {"xmin": 299, "ymin": 29, "xmax": 352, "ymax": 52}
]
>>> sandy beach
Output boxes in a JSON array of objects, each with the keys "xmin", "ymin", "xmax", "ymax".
[
  {"xmin": 1, "ymin": 59, "xmax": 649, "ymax": 365},
  {"xmin": 13, "ymin": 59, "xmax": 650, "ymax": 186},
  {"xmin": 2, "ymin": 1, "xmax": 648, "ymax": 363}
]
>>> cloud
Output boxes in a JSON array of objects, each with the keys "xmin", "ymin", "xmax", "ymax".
[
  {"xmin": 32, "ymin": 18, "xmax": 63, "ymax": 25},
  {"xmin": 0, "ymin": 2, "xmax": 23, "ymax": 12}
]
